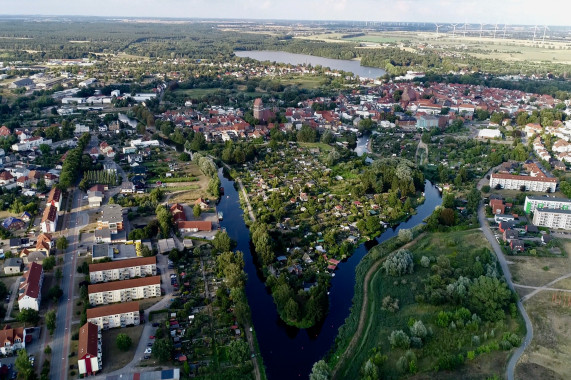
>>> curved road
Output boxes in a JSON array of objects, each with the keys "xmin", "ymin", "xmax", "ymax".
[
  {"xmin": 519, "ymin": 272, "xmax": 571, "ymax": 302},
  {"xmin": 477, "ymin": 205, "xmax": 533, "ymax": 380}
]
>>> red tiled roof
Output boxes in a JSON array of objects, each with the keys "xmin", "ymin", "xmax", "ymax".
[
  {"xmin": 88, "ymin": 276, "xmax": 160, "ymax": 294},
  {"xmin": 47, "ymin": 187, "xmax": 61, "ymax": 204},
  {"xmin": 0, "ymin": 327, "xmax": 24, "ymax": 346},
  {"xmin": 86, "ymin": 301, "xmax": 140, "ymax": 319},
  {"xmin": 491, "ymin": 173, "xmax": 557, "ymax": 183},
  {"xmin": 177, "ymin": 221, "xmax": 212, "ymax": 231},
  {"xmin": 19, "ymin": 262, "xmax": 43, "ymax": 300},
  {"xmin": 88, "ymin": 256, "xmax": 156, "ymax": 273},
  {"xmin": 78, "ymin": 322, "xmax": 99, "ymax": 360},
  {"xmin": 41, "ymin": 205, "xmax": 57, "ymax": 223}
]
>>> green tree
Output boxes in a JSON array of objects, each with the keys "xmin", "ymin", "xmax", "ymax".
[
  {"xmin": 309, "ymin": 360, "xmax": 331, "ymax": 380},
  {"xmin": 42, "ymin": 256, "xmax": 56, "ymax": 271},
  {"xmin": 46, "ymin": 310, "xmax": 56, "ymax": 335},
  {"xmin": 47, "ymin": 285, "xmax": 63, "ymax": 302},
  {"xmin": 116, "ymin": 333, "xmax": 132, "ymax": 351},
  {"xmin": 213, "ymin": 231, "xmax": 233, "ymax": 253},
  {"xmin": 193, "ymin": 203, "xmax": 201, "ymax": 218},
  {"xmin": 284, "ymin": 297, "xmax": 300, "ymax": 321},
  {"xmin": 228, "ymin": 339, "xmax": 250, "ymax": 364},
  {"xmin": 56, "ymin": 236, "xmax": 68, "ymax": 251},
  {"xmin": 153, "ymin": 338, "xmax": 174, "ymax": 362},
  {"xmin": 15, "ymin": 348, "xmax": 34, "ymax": 379},
  {"xmin": 17, "ymin": 308, "xmax": 40, "ymax": 325},
  {"xmin": 468, "ymin": 275, "xmax": 512, "ymax": 321}
]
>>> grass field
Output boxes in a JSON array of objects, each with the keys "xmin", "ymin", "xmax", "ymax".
[
  {"xmin": 509, "ymin": 238, "xmax": 571, "ymax": 379},
  {"xmin": 280, "ymin": 76, "xmax": 325, "ymax": 89},
  {"xmin": 101, "ymin": 324, "xmax": 145, "ymax": 373},
  {"xmin": 174, "ymin": 88, "xmax": 224, "ymax": 97},
  {"xmin": 332, "ymin": 229, "xmax": 525, "ymax": 380}
]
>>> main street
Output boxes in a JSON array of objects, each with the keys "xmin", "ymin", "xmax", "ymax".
[{"xmin": 51, "ymin": 188, "xmax": 87, "ymax": 380}]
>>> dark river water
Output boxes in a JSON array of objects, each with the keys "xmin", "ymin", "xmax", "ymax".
[
  {"xmin": 234, "ymin": 50, "xmax": 387, "ymax": 80},
  {"xmin": 216, "ymin": 138, "xmax": 441, "ymax": 379}
]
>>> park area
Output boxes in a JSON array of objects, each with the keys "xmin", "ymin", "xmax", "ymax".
[{"xmin": 329, "ymin": 229, "xmax": 526, "ymax": 380}]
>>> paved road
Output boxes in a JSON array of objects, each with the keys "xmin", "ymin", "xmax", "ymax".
[
  {"xmin": 478, "ymin": 204, "xmax": 533, "ymax": 380},
  {"xmin": 51, "ymin": 188, "xmax": 84, "ymax": 380}
]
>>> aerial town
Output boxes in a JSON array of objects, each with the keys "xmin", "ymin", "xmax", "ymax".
[{"xmin": 0, "ymin": 8, "xmax": 570, "ymax": 380}]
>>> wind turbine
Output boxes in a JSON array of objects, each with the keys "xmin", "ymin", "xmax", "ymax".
[
  {"xmin": 435, "ymin": 23, "xmax": 442, "ymax": 38},
  {"xmin": 451, "ymin": 24, "xmax": 458, "ymax": 38},
  {"xmin": 532, "ymin": 25, "xmax": 539, "ymax": 42},
  {"xmin": 503, "ymin": 24, "xmax": 507, "ymax": 39},
  {"xmin": 493, "ymin": 24, "xmax": 499, "ymax": 39},
  {"xmin": 542, "ymin": 25, "xmax": 549, "ymax": 43},
  {"xmin": 479, "ymin": 23, "xmax": 485, "ymax": 39},
  {"xmin": 463, "ymin": 22, "xmax": 469, "ymax": 37}
]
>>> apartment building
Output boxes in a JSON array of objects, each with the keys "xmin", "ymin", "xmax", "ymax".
[
  {"xmin": 532, "ymin": 208, "xmax": 571, "ymax": 230},
  {"xmin": 489, "ymin": 173, "xmax": 557, "ymax": 192},
  {"xmin": 78, "ymin": 322, "xmax": 102, "ymax": 377},
  {"xmin": 97, "ymin": 204, "xmax": 124, "ymax": 234},
  {"xmin": 89, "ymin": 256, "xmax": 157, "ymax": 283},
  {"xmin": 0, "ymin": 327, "xmax": 27, "ymax": 355},
  {"xmin": 88, "ymin": 276, "xmax": 161, "ymax": 306},
  {"xmin": 18, "ymin": 262, "xmax": 44, "ymax": 311},
  {"xmin": 86, "ymin": 301, "xmax": 140, "ymax": 330},
  {"xmin": 47, "ymin": 187, "xmax": 62, "ymax": 211},
  {"xmin": 524, "ymin": 195, "xmax": 571, "ymax": 214}
]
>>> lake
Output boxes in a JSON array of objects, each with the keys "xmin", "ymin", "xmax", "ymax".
[{"xmin": 234, "ymin": 50, "xmax": 386, "ymax": 79}]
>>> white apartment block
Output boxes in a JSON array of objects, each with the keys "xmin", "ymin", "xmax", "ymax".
[
  {"xmin": 490, "ymin": 173, "xmax": 557, "ymax": 192},
  {"xmin": 89, "ymin": 257, "xmax": 157, "ymax": 283},
  {"xmin": 532, "ymin": 208, "xmax": 571, "ymax": 230},
  {"xmin": 86, "ymin": 301, "xmax": 140, "ymax": 330},
  {"xmin": 88, "ymin": 276, "xmax": 161, "ymax": 306},
  {"xmin": 18, "ymin": 262, "xmax": 43, "ymax": 311},
  {"xmin": 524, "ymin": 196, "xmax": 571, "ymax": 214}
]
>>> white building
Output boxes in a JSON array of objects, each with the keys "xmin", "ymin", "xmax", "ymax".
[
  {"xmin": 40, "ymin": 205, "xmax": 58, "ymax": 233},
  {"xmin": 524, "ymin": 195, "xmax": 571, "ymax": 214},
  {"xmin": 86, "ymin": 301, "xmax": 140, "ymax": 330},
  {"xmin": 11, "ymin": 137, "xmax": 52, "ymax": 152},
  {"xmin": 89, "ymin": 256, "xmax": 157, "ymax": 283},
  {"xmin": 533, "ymin": 208, "xmax": 571, "ymax": 230},
  {"xmin": 478, "ymin": 128, "xmax": 502, "ymax": 139},
  {"xmin": 0, "ymin": 327, "xmax": 27, "ymax": 355},
  {"xmin": 18, "ymin": 262, "xmax": 43, "ymax": 311},
  {"xmin": 490, "ymin": 173, "xmax": 557, "ymax": 192},
  {"xmin": 88, "ymin": 276, "xmax": 161, "ymax": 306}
]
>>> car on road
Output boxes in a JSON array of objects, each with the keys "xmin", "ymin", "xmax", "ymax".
[
  {"xmin": 149, "ymin": 335, "xmax": 155, "ymax": 339},
  {"xmin": 144, "ymin": 348, "xmax": 152, "ymax": 354},
  {"xmin": 147, "ymin": 342, "xmax": 153, "ymax": 347},
  {"xmin": 152, "ymin": 323, "xmax": 159, "ymax": 327}
]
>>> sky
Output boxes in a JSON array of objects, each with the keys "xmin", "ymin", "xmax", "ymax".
[{"xmin": 2, "ymin": 0, "xmax": 569, "ymax": 26}]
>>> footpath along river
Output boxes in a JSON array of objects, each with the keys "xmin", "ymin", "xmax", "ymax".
[{"xmin": 216, "ymin": 137, "xmax": 441, "ymax": 379}]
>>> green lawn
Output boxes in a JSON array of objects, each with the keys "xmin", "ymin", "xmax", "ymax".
[{"xmin": 280, "ymin": 76, "xmax": 325, "ymax": 89}]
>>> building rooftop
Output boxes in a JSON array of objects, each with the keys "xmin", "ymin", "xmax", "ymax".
[
  {"xmin": 91, "ymin": 244, "xmax": 112, "ymax": 259},
  {"xmin": 88, "ymin": 275, "xmax": 160, "ymax": 294},
  {"xmin": 526, "ymin": 195, "xmax": 571, "ymax": 203},
  {"xmin": 491, "ymin": 173, "xmax": 558, "ymax": 183},
  {"xmin": 86, "ymin": 301, "xmax": 140, "ymax": 319},
  {"xmin": 89, "ymin": 256, "xmax": 156, "ymax": 273},
  {"xmin": 78, "ymin": 322, "xmax": 99, "ymax": 359},
  {"xmin": 535, "ymin": 207, "xmax": 571, "ymax": 215},
  {"xmin": 100, "ymin": 204, "xmax": 123, "ymax": 224}
]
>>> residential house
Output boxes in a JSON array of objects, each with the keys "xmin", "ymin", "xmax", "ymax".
[
  {"xmin": 88, "ymin": 192, "xmax": 104, "ymax": 208},
  {"xmin": 18, "ymin": 262, "xmax": 44, "ymax": 311},
  {"xmin": 77, "ymin": 322, "xmax": 102, "ymax": 377},
  {"xmin": 0, "ymin": 327, "xmax": 27, "ymax": 356},
  {"xmin": 88, "ymin": 276, "xmax": 161, "ymax": 306},
  {"xmin": 35, "ymin": 233, "xmax": 52, "ymax": 255},
  {"xmin": 120, "ymin": 181, "xmax": 135, "ymax": 194},
  {"xmin": 170, "ymin": 204, "xmax": 186, "ymax": 223},
  {"xmin": 41, "ymin": 205, "xmax": 58, "ymax": 233},
  {"xmin": 94, "ymin": 228, "xmax": 112, "ymax": 244},
  {"xmin": 4, "ymin": 258, "xmax": 23, "ymax": 274},
  {"xmin": 44, "ymin": 173, "xmax": 58, "ymax": 187},
  {"xmin": 194, "ymin": 198, "xmax": 208, "ymax": 210},
  {"xmin": 86, "ymin": 301, "xmax": 140, "ymax": 330},
  {"xmin": 89, "ymin": 257, "xmax": 157, "ymax": 283},
  {"xmin": 2, "ymin": 217, "xmax": 25, "ymax": 231},
  {"xmin": 489, "ymin": 199, "xmax": 506, "ymax": 215},
  {"xmin": 510, "ymin": 239, "xmax": 525, "ymax": 252},
  {"xmin": 0, "ymin": 171, "xmax": 14, "ymax": 186},
  {"xmin": 503, "ymin": 229, "xmax": 519, "ymax": 243},
  {"xmin": 495, "ymin": 214, "xmax": 515, "ymax": 223},
  {"xmin": 47, "ymin": 187, "xmax": 63, "ymax": 211},
  {"xmin": 177, "ymin": 221, "xmax": 212, "ymax": 233},
  {"xmin": 16, "ymin": 176, "xmax": 29, "ymax": 187}
]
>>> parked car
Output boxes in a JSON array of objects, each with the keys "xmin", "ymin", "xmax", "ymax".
[{"xmin": 152, "ymin": 323, "xmax": 159, "ymax": 327}]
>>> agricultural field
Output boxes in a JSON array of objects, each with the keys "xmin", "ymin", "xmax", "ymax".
[
  {"xmin": 509, "ymin": 239, "xmax": 571, "ymax": 380},
  {"xmin": 329, "ymin": 229, "xmax": 526, "ymax": 379}
]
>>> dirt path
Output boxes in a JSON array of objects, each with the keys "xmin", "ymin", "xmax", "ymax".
[
  {"xmin": 519, "ymin": 272, "xmax": 571, "ymax": 302},
  {"xmin": 331, "ymin": 234, "xmax": 424, "ymax": 380},
  {"xmin": 415, "ymin": 140, "xmax": 428, "ymax": 165}
]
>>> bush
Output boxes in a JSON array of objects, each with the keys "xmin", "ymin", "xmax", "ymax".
[
  {"xmin": 397, "ymin": 229, "xmax": 413, "ymax": 244},
  {"xmin": 388, "ymin": 330, "xmax": 410, "ymax": 349},
  {"xmin": 382, "ymin": 249, "xmax": 414, "ymax": 276},
  {"xmin": 116, "ymin": 333, "xmax": 132, "ymax": 352},
  {"xmin": 420, "ymin": 256, "xmax": 430, "ymax": 268},
  {"xmin": 381, "ymin": 296, "xmax": 399, "ymax": 313}
]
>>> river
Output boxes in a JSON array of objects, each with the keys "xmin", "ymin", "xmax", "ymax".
[
  {"xmin": 234, "ymin": 50, "xmax": 386, "ymax": 80},
  {"xmin": 216, "ymin": 137, "xmax": 441, "ymax": 379}
]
